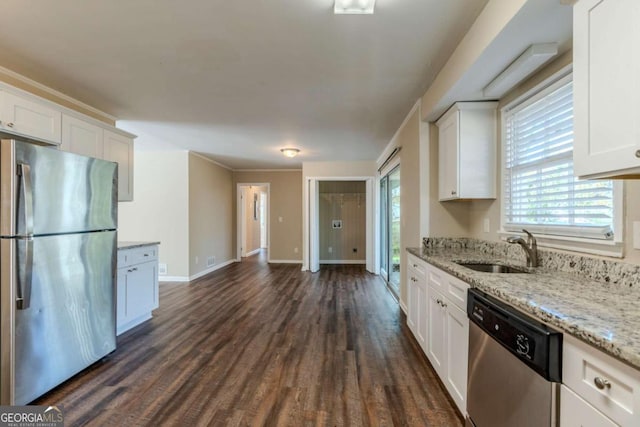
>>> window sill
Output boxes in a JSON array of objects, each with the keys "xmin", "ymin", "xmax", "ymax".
[{"xmin": 497, "ymin": 230, "xmax": 624, "ymax": 258}]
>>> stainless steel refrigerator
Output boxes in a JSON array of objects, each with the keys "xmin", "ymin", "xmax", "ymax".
[{"xmin": 0, "ymin": 138, "xmax": 117, "ymax": 405}]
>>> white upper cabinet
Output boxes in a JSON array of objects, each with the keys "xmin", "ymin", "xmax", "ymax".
[
  {"xmin": 573, "ymin": 0, "xmax": 640, "ymax": 178},
  {"xmin": 61, "ymin": 114, "xmax": 104, "ymax": 158},
  {"xmin": 103, "ymin": 129, "xmax": 134, "ymax": 202},
  {"xmin": 0, "ymin": 90, "xmax": 61, "ymax": 144},
  {"xmin": 436, "ymin": 102, "xmax": 498, "ymax": 201}
]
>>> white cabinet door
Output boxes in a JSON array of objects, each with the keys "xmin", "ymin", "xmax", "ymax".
[
  {"xmin": 60, "ymin": 114, "xmax": 104, "ymax": 158},
  {"xmin": 125, "ymin": 261, "xmax": 158, "ymax": 319},
  {"xmin": 407, "ymin": 273, "xmax": 418, "ymax": 335},
  {"xmin": 427, "ymin": 287, "xmax": 446, "ymax": 378},
  {"xmin": 445, "ymin": 303, "xmax": 469, "ymax": 415},
  {"xmin": 560, "ymin": 385, "xmax": 617, "ymax": 427},
  {"xmin": 0, "ymin": 90, "xmax": 61, "ymax": 144},
  {"xmin": 436, "ymin": 102, "xmax": 497, "ymax": 201},
  {"xmin": 103, "ymin": 129, "xmax": 134, "ymax": 201},
  {"xmin": 438, "ymin": 110, "xmax": 459, "ymax": 201},
  {"xmin": 573, "ymin": 0, "xmax": 640, "ymax": 178}
]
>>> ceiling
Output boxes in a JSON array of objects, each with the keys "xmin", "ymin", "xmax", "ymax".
[{"xmin": 0, "ymin": 0, "xmax": 489, "ymax": 169}]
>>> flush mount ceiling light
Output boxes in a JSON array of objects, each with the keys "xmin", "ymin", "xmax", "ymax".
[
  {"xmin": 281, "ymin": 148, "xmax": 300, "ymax": 158},
  {"xmin": 483, "ymin": 43, "xmax": 558, "ymax": 98},
  {"xmin": 334, "ymin": 0, "xmax": 376, "ymax": 15}
]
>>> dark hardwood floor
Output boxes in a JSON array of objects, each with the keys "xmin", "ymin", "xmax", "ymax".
[{"xmin": 35, "ymin": 251, "xmax": 463, "ymax": 426}]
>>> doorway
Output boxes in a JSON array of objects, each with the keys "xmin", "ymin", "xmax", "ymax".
[
  {"xmin": 237, "ymin": 183, "xmax": 270, "ymax": 261},
  {"xmin": 305, "ymin": 177, "xmax": 375, "ymax": 273},
  {"xmin": 380, "ymin": 166, "xmax": 400, "ymax": 297}
]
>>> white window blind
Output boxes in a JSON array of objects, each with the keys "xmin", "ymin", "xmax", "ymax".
[{"xmin": 503, "ymin": 76, "xmax": 614, "ymax": 240}]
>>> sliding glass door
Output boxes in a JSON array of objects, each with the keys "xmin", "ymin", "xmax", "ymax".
[{"xmin": 380, "ymin": 166, "xmax": 400, "ymax": 297}]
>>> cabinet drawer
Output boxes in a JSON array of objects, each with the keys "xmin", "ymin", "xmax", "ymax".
[
  {"xmin": 407, "ymin": 253, "xmax": 426, "ymax": 276},
  {"xmin": 561, "ymin": 385, "xmax": 617, "ymax": 427},
  {"xmin": 446, "ymin": 275, "xmax": 469, "ymax": 312},
  {"xmin": 118, "ymin": 245, "xmax": 158, "ymax": 268},
  {"xmin": 426, "ymin": 265, "xmax": 445, "ymax": 292},
  {"xmin": 563, "ymin": 334, "xmax": 640, "ymax": 426}
]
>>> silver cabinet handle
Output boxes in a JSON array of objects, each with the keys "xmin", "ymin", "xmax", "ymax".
[
  {"xmin": 144, "ymin": 253, "xmax": 149, "ymax": 257},
  {"xmin": 413, "ymin": 264, "xmax": 418, "ymax": 268},
  {"xmin": 451, "ymin": 190, "xmax": 457, "ymax": 195},
  {"xmin": 594, "ymin": 377, "xmax": 611, "ymax": 390},
  {"xmin": 127, "ymin": 267, "xmax": 138, "ymax": 273},
  {"xmin": 7, "ymin": 122, "xmax": 14, "ymax": 128},
  {"xmin": 636, "ymin": 149, "xmax": 640, "ymax": 158}
]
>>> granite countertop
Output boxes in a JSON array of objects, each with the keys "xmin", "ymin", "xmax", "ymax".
[
  {"xmin": 407, "ymin": 246, "xmax": 640, "ymax": 370},
  {"xmin": 118, "ymin": 241, "xmax": 160, "ymax": 250}
]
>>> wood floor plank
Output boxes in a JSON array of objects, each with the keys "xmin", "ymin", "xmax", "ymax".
[{"xmin": 34, "ymin": 251, "xmax": 463, "ymax": 426}]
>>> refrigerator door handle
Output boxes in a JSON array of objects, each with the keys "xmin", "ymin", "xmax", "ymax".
[
  {"xmin": 16, "ymin": 164, "xmax": 34, "ymax": 310},
  {"xmin": 17, "ymin": 164, "xmax": 34, "ymax": 237},
  {"xmin": 16, "ymin": 238, "xmax": 33, "ymax": 310}
]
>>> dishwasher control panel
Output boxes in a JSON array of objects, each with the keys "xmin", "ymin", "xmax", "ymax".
[{"xmin": 467, "ymin": 288, "xmax": 562, "ymax": 382}]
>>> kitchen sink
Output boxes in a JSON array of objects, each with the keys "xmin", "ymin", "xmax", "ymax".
[{"xmin": 454, "ymin": 262, "xmax": 530, "ymax": 274}]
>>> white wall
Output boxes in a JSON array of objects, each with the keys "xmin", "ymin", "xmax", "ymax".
[{"xmin": 118, "ymin": 149, "xmax": 190, "ymax": 277}]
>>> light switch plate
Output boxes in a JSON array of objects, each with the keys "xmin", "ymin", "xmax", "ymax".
[
  {"xmin": 483, "ymin": 218, "xmax": 490, "ymax": 233},
  {"xmin": 634, "ymin": 221, "xmax": 640, "ymax": 250}
]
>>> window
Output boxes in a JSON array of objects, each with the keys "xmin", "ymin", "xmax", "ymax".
[{"xmin": 502, "ymin": 73, "xmax": 617, "ymax": 243}]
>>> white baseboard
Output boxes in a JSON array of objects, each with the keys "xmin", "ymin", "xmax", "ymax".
[
  {"xmin": 319, "ymin": 260, "xmax": 366, "ymax": 264},
  {"xmin": 400, "ymin": 301, "xmax": 408, "ymax": 314},
  {"xmin": 159, "ymin": 259, "xmax": 236, "ymax": 283},
  {"xmin": 158, "ymin": 275, "xmax": 189, "ymax": 282},
  {"xmin": 268, "ymin": 259, "xmax": 302, "ymax": 264},
  {"xmin": 245, "ymin": 248, "xmax": 261, "ymax": 257}
]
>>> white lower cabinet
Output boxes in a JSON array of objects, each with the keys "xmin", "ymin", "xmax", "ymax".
[
  {"xmin": 407, "ymin": 254, "xmax": 428, "ymax": 352},
  {"xmin": 117, "ymin": 245, "xmax": 159, "ymax": 335},
  {"xmin": 561, "ymin": 334, "xmax": 640, "ymax": 426},
  {"xmin": 406, "ymin": 253, "xmax": 469, "ymax": 416},
  {"xmin": 561, "ymin": 385, "xmax": 617, "ymax": 427}
]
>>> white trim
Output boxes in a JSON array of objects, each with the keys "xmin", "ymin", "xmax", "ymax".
[
  {"xmin": 304, "ymin": 176, "xmax": 376, "ymax": 274},
  {"xmin": 236, "ymin": 183, "xmax": 271, "ymax": 263},
  {"xmin": 376, "ymin": 99, "xmax": 420, "ymax": 167},
  {"xmin": 233, "ymin": 168, "xmax": 302, "ymax": 172},
  {"xmin": 319, "ymin": 260, "xmax": 366, "ymax": 264},
  {"xmin": 159, "ymin": 259, "xmax": 237, "ymax": 282},
  {"xmin": 400, "ymin": 302, "xmax": 408, "ymax": 315},
  {"xmin": 0, "ymin": 65, "xmax": 117, "ymax": 122},
  {"xmin": 158, "ymin": 276, "xmax": 189, "ymax": 282},
  {"xmin": 501, "ymin": 63, "xmax": 573, "ymax": 113},
  {"xmin": 189, "ymin": 151, "xmax": 233, "ymax": 170},
  {"xmin": 497, "ymin": 230, "xmax": 624, "ymax": 258},
  {"xmin": 268, "ymin": 259, "xmax": 302, "ymax": 264},
  {"xmin": 245, "ymin": 248, "xmax": 261, "ymax": 257}
]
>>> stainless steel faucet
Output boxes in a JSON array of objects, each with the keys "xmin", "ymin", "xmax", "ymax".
[{"xmin": 507, "ymin": 229, "xmax": 538, "ymax": 267}]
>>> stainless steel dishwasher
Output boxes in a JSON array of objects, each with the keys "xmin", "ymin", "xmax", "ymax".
[{"xmin": 466, "ymin": 289, "xmax": 562, "ymax": 427}]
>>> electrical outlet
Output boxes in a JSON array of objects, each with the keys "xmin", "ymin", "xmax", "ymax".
[
  {"xmin": 207, "ymin": 256, "xmax": 215, "ymax": 267},
  {"xmin": 634, "ymin": 221, "xmax": 640, "ymax": 250},
  {"xmin": 158, "ymin": 263, "xmax": 167, "ymax": 275},
  {"xmin": 294, "ymin": 247, "xmax": 299, "ymax": 254},
  {"xmin": 279, "ymin": 216, "xmax": 283, "ymax": 223},
  {"xmin": 483, "ymin": 218, "xmax": 490, "ymax": 233},
  {"xmin": 328, "ymin": 246, "xmax": 333, "ymax": 253},
  {"xmin": 195, "ymin": 256, "xmax": 199, "ymax": 264}
]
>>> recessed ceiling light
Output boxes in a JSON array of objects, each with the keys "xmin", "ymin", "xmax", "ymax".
[
  {"xmin": 334, "ymin": 0, "xmax": 376, "ymax": 15},
  {"xmin": 281, "ymin": 148, "xmax": 300, "ymax": 158}
]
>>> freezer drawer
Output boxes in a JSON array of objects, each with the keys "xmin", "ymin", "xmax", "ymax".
[{"xmin": 1, "ymin": 231, "xmax": 116, "ymax": 405}]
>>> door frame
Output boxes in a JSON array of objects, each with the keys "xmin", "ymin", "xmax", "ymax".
[
  {"xmin": 303, "ymin": 176, "xmax": 376, "ymax": 273},
  {"xmin": 236, "ymin": 183, "xmax": 270, "ymax": 262}
]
